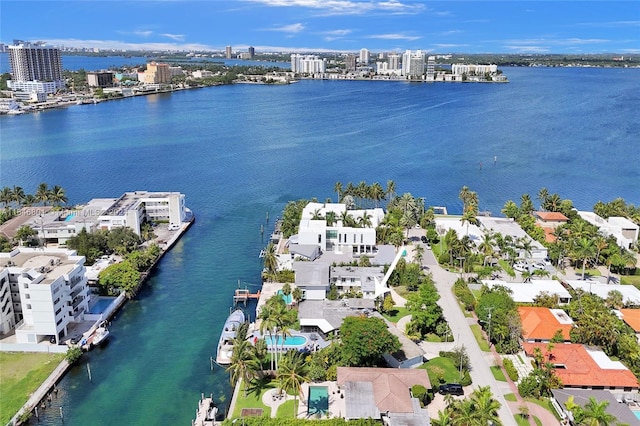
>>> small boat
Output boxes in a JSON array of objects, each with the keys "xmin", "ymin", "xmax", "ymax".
[
  {"xmin": 216, "ymin": 309, "xmax": 245, "ymax": 365},
  {"xmin": 82, "ymin": 321, "xmax": 110, "ymax": 350}
]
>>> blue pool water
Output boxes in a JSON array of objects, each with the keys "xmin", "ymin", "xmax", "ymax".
[
  {"xmin": 633, "ymin": 410, "xmax": 640, "ymax": 420},
  {"xmin": 277, "ymin": 290, "xmax": 293, "ymax": 305},
  {"xmin": 263, "ymin": 335, "xmax": 307, "ymax": 347},
  {"xmin": 64, "ymin": 214, "xmax": 76, "ymax": 221},
  {"xmin": 88, "ymin": 297, "xmax": 116, "ymax": 314},
  {"xmin": 308, "ymin": 386, "xmax": 329, "ymax": 416}
]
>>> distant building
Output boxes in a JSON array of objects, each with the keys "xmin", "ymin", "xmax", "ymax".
[
  {"xmin": 192, "ymin": 70, "xmax": 214, "ymax": 79},
  {"xmin": 359, "ymin": 48, "xmax": 370, "ymax": 64},
  {"xmin": 8, "ymin": 42, "xmax": 65, "ymax": 94},
  {"xmin": 144, "ymin": 62, "xmax": 171, "ymax": 84},
  {"xmin": 426, "ymin": 56, "xmax": 436, "ymax": 80},
  {"xmin": 401, "ymin": 50, "xmax": 425, "ymax": 77},
  {"xmin": 248, "ymin": 46, "xmax": 255, "ymax": 59},
  {"xmin": 0, "ymin": 247, "xmax": 90, "ymax": 344},
  {"xmin": 290, "ymin": 54, "xmax": 326, "ymax": 74},
  {"xmin": 344, "ymin": 54, "xmax": 357, "ymax": 72},
  {"xmin": 388, "ymin": 53, "xmax": 400, "ymax": 71},
  {"xmin": 451, "ymin": 63, "xmax": 498, "ymax": 77},
  {"xmin": 87, "ymin": 72, "xmax": 114, "ymax": 88},
  {"xmin": 577, "ymin": 211, "xmax": 639, "ymax": 249},
  {"xmin": 225, "ymin": 46, "xmax": 232, "ymax": 59}
]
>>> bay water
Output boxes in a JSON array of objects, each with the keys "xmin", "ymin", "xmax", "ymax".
[{"xmin": 1, "ymin": 66, "xmax": 639, "ymax": 425}]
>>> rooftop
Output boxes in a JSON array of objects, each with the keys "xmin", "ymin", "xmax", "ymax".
[
  {"xmin": 523, "ymin": 342, "xmax": 639, "ymax": 389},
  {"xmin": 552, "ymin": 389, "xmax": 639, "ymax": 426},
  {"xmin": 564, "ymin": 280, "xmax": 640, "ymax": 306},
  {"xmin": 619, "ymin": 309, "xmax": 640, "ymax": 332},
  {"xmin": 0, "ymin": 247, "xmax": 83, "ymax": 284},
  {"xmin": 534, "ymin": 211, "xmax": 569, "ymax": 222},
  {"xmin": 481, "ymin": 279, "xmax": 572, "ymax": 304},
  {"xmin": 518, "ymin": 307, "xmax": 573, "ymax": 341},
  {"xmin": 298, "ymin": 299, "xmax": 375, "ymax": 333}
]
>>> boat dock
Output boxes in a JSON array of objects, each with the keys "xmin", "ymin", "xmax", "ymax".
[
  {"xmin": 192, "ymin": 394, "xmax": 217, "ymax": 426},
  {"xmin": 233, "ymin": 288, "xmax": 261, "ymax": 306}
]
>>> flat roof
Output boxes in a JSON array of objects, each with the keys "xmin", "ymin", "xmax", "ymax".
[
  {"xmin": 298, "ymin": 299, "xmax": 375, "ymax": 333},
  {"xmin": 552, "ymin": 389, "xmax": 639, "ymax": 426},
  {"xmin": 564, "ymin": 280, "xmax": 640, "ymax": 306},
  {"xmin": 293, "ymin": 261, "xmax": 329, "ymax": 286},
  {"xmin": 482, "ymin": 280, "xmax": 572, "ymax": 303},
  {"xmin": 0, "ymin": 248, "xmax": 82, "ymax": 284}
]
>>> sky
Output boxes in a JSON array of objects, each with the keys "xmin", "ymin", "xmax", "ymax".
[{"xmin": 1, "ymin": 1, "xmax": 638, "ymax": 54}]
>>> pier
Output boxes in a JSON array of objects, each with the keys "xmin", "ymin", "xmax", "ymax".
[
  {"xmin": 193, "ymin": 394, "xmax": 217, "ymax": 426},
  {"xmin": 233, "ymin": 288, "xmax": 261, "ymax": 306}
]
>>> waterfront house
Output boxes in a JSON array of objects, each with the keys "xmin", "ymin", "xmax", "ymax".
[
  {"xmin": 298, "ymin": 298, "xmax": 375, "ymax": 338},
  {"xmin": 293, "ymin": 261, "xmax": 330, "ymax": 300},
  {"xmin": 481, "ymin": 279, "xmax": 572, "ymax": 304},
  {"xmin": 329, "ymin": 265, "xmax": 385, "ymax": 299},
  {"xmin": 564, "ymin": 280, "xmax": 640, "ymax": 306},
  {"xmin": 337, "ymin": 367, "xmax": 431, "ymax": 425},
  {"xmin": 477, "ymin": 216, "xmax": 548, "ymax": 261},
  {"xmin": 577, "ymin": 211, "xmax": 639, "ymax": 249},
  {"xmin": 518, "ymin": 307, "xmax": 573, "ymax": 342},
  {"xmin": 523, "ymin": 342, "xmax": 639, "ymax": 391}
]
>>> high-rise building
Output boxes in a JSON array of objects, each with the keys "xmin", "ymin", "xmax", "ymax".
[
  {"xmin": 388, "ymin": 54, "xmax": 401, "ymax": 70},
  {"xmin": 225, "ymin": 46, "xmax": 233, "ymax": 59},
  {"xmin": 290, "ymin": 54, "xmax": 326, "ymax": 74},
  {"xmin": 87, "ymin": 72, "xmax": 114, "ymax": 88},
  {"xmin": 345, "ymin": 54, "xmax": 357, "ymax": 72},
  {"xmin": 401, "ymin": 50, "xmax": 425, "ymax": 77},
  {"xmin": 359, "ymin": 48, "xmax": 370, "ymax": 64},
  {"xmin": 144, "ymin": 62, "xmax": 171, "ymax": 84},
  {"xmin": 8, "ymin": 41, "xmax": 65, "ymax": 94},
  {"xmin": 426, "ymin": 56, "xmax": 436, "ymax": 80},
  {"xmin": 248, "ymin": 46, "xmax": 255, "ymax": 59}
]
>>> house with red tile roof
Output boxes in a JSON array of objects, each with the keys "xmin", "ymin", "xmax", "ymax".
[
  {"xmin": 618, "ymin": 309, "xmax": 640, "ymax": 343},
  {"xmin": 523, "ymin": 342, "xmax": 639, "ymax": 391},
  {"xmin": 337, "ymin": 367, "xmax": 431, "ymax": 424},
  {"xmin": 534, "ymin": 211, "xmax": 569, "ymax": 228},
  {"xmin": 518, "ymin": 307, "xmax": 573, "ymax": 342}
]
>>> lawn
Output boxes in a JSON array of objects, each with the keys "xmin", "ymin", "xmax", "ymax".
[
  {"xmin": 525, "ymin": 397, "xmax": 562, "ymax": 421},
  {"xmin": 581, "ymin": 268, "xmax": 601, "ymax": 277},
  {"xmin": 504, "ymin": 393, "xmax": 517, "ymax": 402},
  {"xmin": 490, "ymin": 366, "xmax": 507, "ymax": 382},
  {"xmin": 420, "ymin": 357, "xmax": 462, "ymax": 385},
  {"xmin": 231, "ymin": 379, "xmax": 274, "ymax": 419},
  {"xmin": 622, "ymin": 275, "xmax": 640, "ymax": 287},
  {"xmin": 470, "ymin": 324, "xmax": 490, "ymax": 352},
  {"xmin": 381, "ymin": 307, "xmax": 411, "ymax": 323},
  {"xmin": 276, "ymin": 399, "xmax": 299, "ymax": 418},
  {"xmin": 0, "ymin": 352, "xmax": 65, "ymax": 424}
]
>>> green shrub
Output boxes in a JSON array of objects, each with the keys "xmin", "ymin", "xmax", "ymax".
[
  {"xmin": 503, "ymin": 358, "xmax": 519, "ymax": 381},
  {"xmin": 438, "ymin": 253, "xmax": 450, "ymax": 265},
  {"xmin": 411, "ymin": 384, "xmax": 428, "ymax": 405},
  {"xmin": 453, "ymin": 279, "xmax": 476, "ymax": 311},
  {"xmin": 65, "ymin": 347, "xmax": 82, "ymax": 364},
  {"xmin": 460, "ymin": 371, "xmax": 472, "ymax": 386}
]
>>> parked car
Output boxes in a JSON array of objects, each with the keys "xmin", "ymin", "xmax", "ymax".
[
  {"xmin": 439, "ymin": 383, "xmax": 464, "ymax": 396},
  {"xmin": 421, "ymin": 235, "xmax": 428, "ymax": 243},
  {"xmin": 532, "ymin": 262, "xmax": 546, "ymax": 270},
  {"xmin": 513, "ymin": 262, "xmax": 528, "ymax": 272}
]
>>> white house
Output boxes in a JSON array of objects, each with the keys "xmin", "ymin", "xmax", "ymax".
[
  {"xmin": 564, "ymin": 280, "xmax": 640, "ymax": 306},
  {"xmin": 577, "ymin": 211, "xmax": 639, "ymax": 249},
  {"xmin": 481, "ymin": 279, "xmax": 572, "ymax": 304},
  {"xmin": 330, "ymin": 266, "xmax": 385, "ymax": 299},
  {"xmin": 0, "ymin": 247, "xmax": 90, "ymax": 344},
  {"xmin": 477, "ymin": 216, "xmax": 548, "ymax": 260},
  {"xmin": 296, "ymin": 202, "xmax": 384, "ymax": 257}
]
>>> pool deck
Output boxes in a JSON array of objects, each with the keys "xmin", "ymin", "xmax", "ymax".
[{"xmin": 256, "ymin": 381, "xmax": 346, "ymax": 419}]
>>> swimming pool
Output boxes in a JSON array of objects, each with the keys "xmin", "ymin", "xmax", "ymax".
[
  {"xmin": 633, "ymin": 410, "xmax": 640, "ymax": 420},
  {"xmin": 88, "ymin": 297, "xmax": 116, "ymax": 314},
  {"xmin": 64, "ymin": 213, "xmax": 77, "ymax": 222},
  {"xmin": 263, "ymin": 335, "xmax": 308, "ymax": 347},
  {"xmin": 307, "ymin": 386, "xmax": 329, "ymax": 417},
  {"xmin": 277, "ymin": 289, "xmax": 293, "ymax": 305}
]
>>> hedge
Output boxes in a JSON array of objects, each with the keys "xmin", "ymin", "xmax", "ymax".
[{"xmin": 503, "ymin": 358, "xmax": 519, "ymax": 381}]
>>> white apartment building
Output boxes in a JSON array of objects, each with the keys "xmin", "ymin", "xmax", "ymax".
[
  {"xmin": 359, "ymin": 48, "xmax": 370, "ymax": 64},
  {"xmin": 8, "ymin": 42, "xmax": 65, "ymax": 94},
  {"xmin": 0, "ymin": 247, "xmax": 90, "ymax": 344},
  {"xmin": 97, "ymin": 191, "xmax": 190, "ymax": 235},
  {"xmin": 290, "ymin": 54, "xmax": 326, "ymax": 74},
  {"xmin": 401, "ymin": 50, "xmax": 425, "ymax": 77},
  {"xmin": 451, "ymin": 63, "xmax": 498, "ymax": 77},
  {"xmin": 296, "ymin": 202, "xmax": 384, "ymax": 256},
  {"xmin": 388, "ymin": 54, "xmax": 401, "ymax": 70},
  {"xmin": 375, "ymin": 62, "xmax": 402, "ymax": 76},
  {"xmin": 192, "ymin": 70, "xmax": 214, "ymax": 78},
  {"xmin": 426, "ymin": 56, "xmax": 436, "ymax": 80},
  {"xmin": 577, "ymin": 211, "xmax": 639, "ymax": 249}
]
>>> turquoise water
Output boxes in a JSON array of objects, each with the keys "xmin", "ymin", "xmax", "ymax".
[
  {"xmin": 633, "ymin": 410, "xmax": 640, "ymax": 420},
  {"xmin": 64, "ymin": 213, "xmax": 76, "ymax": 222},
  {"xmin": 308, "ymin": 386, "xmax": 329, "ymax": 416},
  {"xmin": 87, "ymin": 297, "xmax": 116, "ymax": 314},
  {"xmin": 1, "ymin": 66, "xmax": 639, "ymax": 425},
  {"xmin": 264, "ymin": 335, "xmax": 307, "ymax": 347}
]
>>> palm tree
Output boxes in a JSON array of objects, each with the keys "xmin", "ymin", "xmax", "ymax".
[
  {"xmin": 413, "ymin": 244, "xmax": 424, "ymax": 265},
  {"xmin": 292, "ymin": 287, "xmax": 303, "ymax": 304},
  {"xmin": 22, "ymin": 194, "xmax": 37, "ymax": 207},
  {"xmin": 471, "ymin": 386, "xmax": 503, "ymax": 426},
  {"xmin": 263, "ymin": 242, "xmax": 278, "ymax": 282},
  {"xmin": 478, "ymin": 233, "xmax": 495, "ymax": 266},
  {"xmin": 50, "ymin": 185, "xmax": 68, "ymax": 207},
  {"xmin": 545, "ymin": 193, "xmax": 562, "ymax": 212},
  {"xmin": 226, "ymin": 339, "xmax": 260, "ymax": 396},
  {"xmin": 537, "ymin": 187, "xmax": 549, "ymax": 211},
  {"xmin": 520, "ymin": 193, "xmax": 535, "ymax": 216},
  {"xmin": 370, "ymin": 182, "xmax": 385, "ymax": 207},
  {"xmin": 431, "ymin": 410, "xmax": 453, "ymax": 426},
  {"xmin": 325, "ymin": 211, "xmax": 337, "ymax": 226},
  {"xmin": 358, "ymin": 212, "xmax": 372, "ymax": 228},
  {"xmin": 35, "ymin": 183, "xmax": 50, "ymax": 206},
  {"xmin": 385, "ymin": 180, "xmax": 396, "ymax": 203},
  {"xmin": 593, "ymin": 236, "xmax": 608, "ymax": 266},
  {"xmin": 579, "ymin": 397, "xmax": 616, "ymax": 426},
  {"xmin": 459, "ymin": 186, "xmax": 472, "ymax": 211},
  {"xmin": 12, "ymin": 186, "xmax": 25, "ymax": 208},
  {"xmin": 0, "ymin": 187, "xmax": 12, "ymax": 208},
  {"xmin": 572, "ymin": 237, "xmax": 595, "ymax": 280},
  {"xmin": 311, "ymin": 208, "xmax": 324, "ymax": 220},
  {"xmin": 460, "ymin": 206, "xmax": 477, "ymax": 237},
  {"xmin": 258, "ymin": 303, "xmax": 278, "ymax": 371},
  {"xmin": 333, "ymin": 181, "xmax": 342, "ymax": 203},
  {"xmin": 277, "ymin": 351, "xmax": 310, "ymax": 418}
]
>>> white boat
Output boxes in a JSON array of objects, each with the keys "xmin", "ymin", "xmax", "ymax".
[
  {"xmin": 82, "ymin": 321, "xmax": 110, "ymax": 350},
  {"xmin": 215, "ymin": 309, "xmax": 245, "ymax": 365}
]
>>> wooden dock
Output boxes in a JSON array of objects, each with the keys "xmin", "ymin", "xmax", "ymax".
[
  {"xmin": 192, "ymin": 394, "xmax": 217, "ymax": 426},
  {"xmin": 233, "ymin": 288, "xmax": 261, "ymax": 306}
]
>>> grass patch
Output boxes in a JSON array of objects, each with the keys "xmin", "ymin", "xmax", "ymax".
[
  {"xmin": 622, "ymin": 275, "xmax": 640, "ymax": 287},
  {"xmin": 231, "ymin": 378, "xmax": 274, "ymax": 419},
  {"xmin": 0, "ymin": 352, "xmax": 65, "ymax": 424},
  {"xmin": 425, "ymin": 333, "xmax": 443, "ymax": 342},
  {"xmin": 381, "ymin": 307, "xmax": 411, "ymax": 323},
  {"xmin": 392, "ymin": 285, "xmax": 412, "ymax": 298},
  {"xmin": 534, "ymin": 416, "xmax": 542, "ymax": 426},
  {"xmin": 471, "ymin": 289, "xmax": 482, "ymax": 301},
  {"xmin": 276, "ymin": 399, "xmax": 299, "ymax": 418},
  {"xmin": 470, "ymin": 324, "xmax": 490, "ymax": 352},
  {"xmin": 490, "ymin": 366, "xmax": 507, "ymax": 382},
  {"xmin": 504, "ymin": 393, "xmax": 517, "ymax": 402},
  {"xmin": 420, "ymin": 357, "xmax": 462, "ymax": 385},
  {"xmin": 514, "ymin": 414, "xmax": 529, "ymax": 426},
  {"xmin": 581, "ymin": 268, "xmax": 601, "ymax": 277},
  {"xmin": 525, "ymin": 397, "xmax": 562, "ymax": 421}
]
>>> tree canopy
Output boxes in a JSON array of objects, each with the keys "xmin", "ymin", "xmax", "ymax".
[{"xmin": 339, "ymin": 316, "xmax": 400, "ymax": 366}]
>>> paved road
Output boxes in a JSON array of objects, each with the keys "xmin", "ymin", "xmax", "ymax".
[{"xmin": 421, "ymin": 246, "xmax": 518, "ymax": 426}]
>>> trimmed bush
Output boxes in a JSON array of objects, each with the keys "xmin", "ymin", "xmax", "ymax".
[
  {"xmin": 503, "ymin": 358, "xmax": 519, "ymax": 381},
  {"xmin": 453, "ymin": 279, "xmax": 476, "ymax": 311},
  {"xmin": 411, "ymin": 384, "xmax": 428, "ymax": 406},
  {"xmin": 460, "ymin": 371, "xmax": 472, "ymax": 386}
]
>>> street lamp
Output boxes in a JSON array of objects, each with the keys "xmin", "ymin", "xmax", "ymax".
[{"xmin": 456, "ymin": 256, "xmax": 465, "ymax": 280}]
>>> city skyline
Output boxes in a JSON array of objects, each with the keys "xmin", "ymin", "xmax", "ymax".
[{"xmin": 1, "ymin": 1, "xmax": 639, "ymax": 54}]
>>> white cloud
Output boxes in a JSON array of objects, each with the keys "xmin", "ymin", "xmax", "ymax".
[
  {"xmin": 43, "ymin": 38, "xmax": 213, "ymax": 52},
  {"xmin": 133, "ymin": 30, "xmax": 154, "ymax": 37},
  {"xmin": 367, "ymin": 33, "xmax": 421, "ymax": 41},
  {"xmin": 264, "ymin": 23, "xmax": 305, "ymax": 33},
  {"xmin": 575, "ymin": 20, "xmax": 640, "ymax": 28},
  {"xmin": 504, "ymin": 45, "xmax": 550, "ymax": 53},
  {"xmin": 322, "ymin": 29, "xmax": 352, "ymax": 36},
  {"xmin": 246, "ymin": 0, "xmax": 424, "ymax": 16},
  {"xmin": 161, "ymin": 33, "xmax": 185, "ymax": 42}
]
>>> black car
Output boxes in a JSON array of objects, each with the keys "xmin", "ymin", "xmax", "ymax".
[
  {"xmin": 439, "ymin": 383, "xmax": 464, "ymax": 396},
  {"xmin": 421, "ymin": 235, "xmax": 428, "ymax": 243}
]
